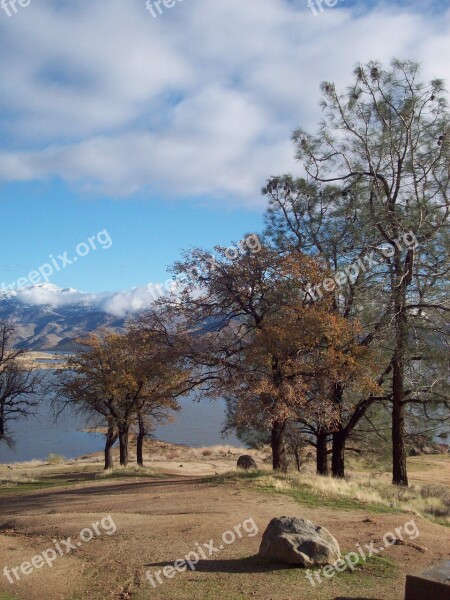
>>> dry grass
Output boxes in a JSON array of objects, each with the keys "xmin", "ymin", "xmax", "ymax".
[
  {"xmin": 3, "ymin": 459, "xmax": 46, "ymax": 468},
  {"xmin": 4, "ymin": 442, "xmax": 447, "ymax": 526},
  {"xmin": 186, "ymin": 444, "xmax": 257, "ymax": 459},
  {"xmin": 47, "ymin": 453, "xmax": 66, "ymax": 464},
  {"xmin": 142, "ymin": 443, "xmax": 263, "ymax": 461},
  {"xmin": 0, "ymin": 473, "xmax": 38, "ymax": 486},
  {"xmin": 166, "ymin": 450, "xmax": 182, "ymax": 460},
  {"xmin": 253, "ymin": 471, "xmax": 450, "ymax": 524},
  {"xmin": 95, "ymin": 465, "xmax": 163, "ymax": 479}
]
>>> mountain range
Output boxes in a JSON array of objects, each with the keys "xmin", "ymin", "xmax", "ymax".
[{"xmin": 0, "ymin": 284, "xmax": 128, "ymax": 351}]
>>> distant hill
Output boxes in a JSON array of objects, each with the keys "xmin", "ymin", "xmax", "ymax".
[{"xmin": 0, "ymin": 284, "xmax": 126, "ymax": 351}]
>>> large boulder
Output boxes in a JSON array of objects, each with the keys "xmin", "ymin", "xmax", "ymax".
[
  {"xmin": 237, "ymin": 455, "xmax": 257, "ymax": 470},
  {"xmin": 259, "ymin": 517, "xmax": 340, "ymax": 567}
]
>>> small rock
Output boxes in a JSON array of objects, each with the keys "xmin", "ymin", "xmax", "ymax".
[
  {"xmin": 237, "ymin": 455, "xmax": 257, "ymax": 470},
  {"xmin": 362, "ymin": 518, "xmax": 379, "ymax": 524},
  {"xmin": 394, "ymin": 539, "xmax": 428, "ymax": 552}
]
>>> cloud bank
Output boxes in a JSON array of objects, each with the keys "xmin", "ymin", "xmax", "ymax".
[
  {"xmin": 0, "ymin": 0, "xmax": 449, "ymax": 205},
  {"xmin": 7, "ymin": 283, "xmax": 171, "ymax": 318}
]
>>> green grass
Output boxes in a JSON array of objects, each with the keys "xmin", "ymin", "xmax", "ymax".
[
  {"xmin": 96, "ymin": 468, "xmax": 166, "ymax": 480},
  {"xmin": 206, "ymin": 471, "xmax": 403, "ymax": 514},
  {"xmin": 0, "ymin": 478, "xmax": 77, "ymax": 493},
  {"xmin": 432, "ymin": 516, "xmax": 450, "ymax": 528},
  {"xmin": 273, "ymin": 482, "xmax": 398, "ymax": 514},
  {"xmin": 0, "ymin": 464, "xmax": 166, "ymax": 494},
  {"xmin": 339, "ymin": 554, "xmax": 396, "ymax": 579},
  {"xmin": 134, "ymin": 552, "xmax": 396, "ymax": 600}
]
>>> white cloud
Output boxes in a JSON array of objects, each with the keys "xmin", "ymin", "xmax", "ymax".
[
  {"xmin": 99, "ymin": 284, "xmax": 168, "ymax": 317},
  {"xmin": 0, "ymin": 0, "xmax": 449, "ymax": 205},
  {"xmin": 13, "ymin": 282, "xmax": 171, "ymax": 317}
]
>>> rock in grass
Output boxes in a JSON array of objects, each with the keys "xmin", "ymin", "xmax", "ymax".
[
  {"xmin": 258, "ymin": 517, "xmax": 340, "ymax": 566},
  {"xmin": 237, "ymin": 455, "xmax": 257, "ymax": 470}
]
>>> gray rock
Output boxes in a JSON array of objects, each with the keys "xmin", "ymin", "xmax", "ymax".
[
  {"xmin": 259, "ymin": 516, "xmax": 340, "ymax": 567},
  {"xmin": 237, "ymin": 455, "xmax": 257, "ymax": 470}
]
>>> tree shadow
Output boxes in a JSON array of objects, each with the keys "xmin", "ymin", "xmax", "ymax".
[
  {"xmin": 145, "ymin": 555, "xmax": 297, "ymax": 574},
  {"xmin": 0, "ymin": 477, "xmax": 206, "ymax": 516}
]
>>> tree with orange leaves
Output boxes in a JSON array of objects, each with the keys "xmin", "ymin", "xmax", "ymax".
[
  {"xmin": 53, "ymin": 329, "xmax": 188, "ymax": 469},
  {"xmin": 145, "ymin": 241, "xmax": 379, "ymax": 472}
]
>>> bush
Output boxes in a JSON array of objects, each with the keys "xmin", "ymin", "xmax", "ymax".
[
  {"xmin": 419, "ymin": 484, "xmax": 449, "ymax": 500},
  {"xmin": 47, "ymin": 453, "xmax": 65, "ymax": 464}
]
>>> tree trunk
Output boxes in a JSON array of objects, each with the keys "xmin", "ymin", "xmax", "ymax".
[
  {"xmin": 104, "ymin": 423, "xmax": 117, "ymax": 470},
  {"xmin": 392, "ymin": 255, "xmax": 409, "ymax": 487},
  {"xmin": 392, "ymin": 311, "xmax": 408, "ymax": 486},
  {"xmin": 330, "ymin": 383, "xmax": 346, "ymax": 478},
  {"xmin": 316, "ymin": 430, "xmax": 329, "ymax": 475},
  {"xmin": 271, "ymin": 420, "xmax": 287, "ymax": 472},
  {"xmin": 137, "ymin": 415, "xmax": 146, "ymax": 467},
  {"xmin": 331, "ymin": 429, "xmax": 346, "ymax": 478},
  {"xmin": 119, "ymin": 426, "xmax": 129, "ymax": 467},
  {"xmin": 293, "ymin": 448, "xmax": 301, "ymax": 472}
]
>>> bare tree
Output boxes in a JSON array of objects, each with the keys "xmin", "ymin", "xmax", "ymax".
[{"xmin": 0, "ymin": 322, "xmax": 43, "ymax": 448}]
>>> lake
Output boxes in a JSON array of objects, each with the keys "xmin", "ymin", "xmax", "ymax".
[{"xmin": 0, "ymin": 394, "xmax": 244, "ymax": 464}]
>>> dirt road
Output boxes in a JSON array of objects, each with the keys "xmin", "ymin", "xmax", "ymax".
[{"xmin": 0, "ymin": 474, "xmax": 449, "ymax": 600}]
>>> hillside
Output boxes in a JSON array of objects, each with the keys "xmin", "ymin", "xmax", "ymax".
[{"xmin": 0, "ymin": 284, "xmax": 125, "ymax": 351}]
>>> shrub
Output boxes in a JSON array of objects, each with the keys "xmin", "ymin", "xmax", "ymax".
[{"xmin": 47, "ymin": 453, "xmax": 65, "ymax": 464}]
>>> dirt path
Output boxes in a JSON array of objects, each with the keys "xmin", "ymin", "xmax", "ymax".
[{"xmin": 0, "ymin": 475, "xmax": 449, "ymax": 600}]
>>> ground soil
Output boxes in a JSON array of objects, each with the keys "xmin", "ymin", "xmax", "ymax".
[{"xmin": 0, "ymin": 448, "xmax": 449, "ymax": 600}]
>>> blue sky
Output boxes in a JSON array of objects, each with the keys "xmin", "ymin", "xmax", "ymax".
[
  {"xmin": 0, "ymin": 0, "xmax": 449, "ymax": 308},
  {"xmin": 0, "ymin": 180, "xmax": 264, "ymax": 293}
]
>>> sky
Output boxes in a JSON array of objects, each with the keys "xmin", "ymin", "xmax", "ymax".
[{"xmin": 0, "ymin": 0, "xmax": 449, "ymax": 312}]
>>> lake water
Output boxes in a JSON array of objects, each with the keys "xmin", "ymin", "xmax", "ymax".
[{"xmin": 0, "ymin": 394, "xmax": 244, "ymax": 464}]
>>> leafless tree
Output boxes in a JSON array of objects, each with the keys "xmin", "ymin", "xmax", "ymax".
[{"xmin": 0, "ymin": 322, "xmax": 43, "ymax": 448}]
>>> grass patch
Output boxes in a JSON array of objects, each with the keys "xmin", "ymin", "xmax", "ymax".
[
  {"xmin": 408, "ymin": 454, "xmax": 450, "ymax": 468},
  {"xmin": 96, "ymin": 466, "xmax": 166, "ymax": 480},
  {"xmin": 0, "ymin": 462, "xmax": 167, "ymax": 494},
  {"xmin": 0, "ymin": 468, "xmax": 164, "ymax": 493},
  {"xmin": 258, "ymin": 475, "xmax": 399, "ymax": 514},
  {"xmin": 0, "ymin": 478, "xmax": 76, "ymax": 493},
  {"xmin": 206, "ymin": 471, "xmax": 401, "ymax": 514},
  {"xmin": 272, "ymin": 553, "xmax": 396, "ymax": 586},
  {"xmin": 47, "ymin": 453, "xmax": 66, "ymax": 464},
  {"xmin": 339, "ymin": 554, "xmax": 396, "ymax": 580},
  {"xmin": 206, "ymin": 470, "xmax": 450, "ymax": 523}
]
